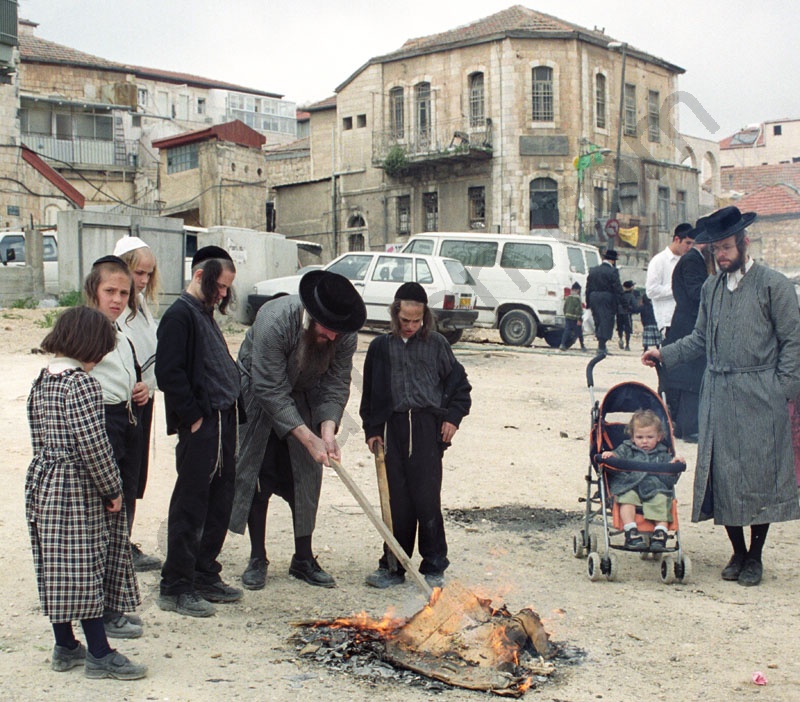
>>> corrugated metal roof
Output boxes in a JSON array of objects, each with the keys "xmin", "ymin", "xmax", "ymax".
[{"xmin": 152, "ymin": 119, "xmax": 266, "ymax": 150}]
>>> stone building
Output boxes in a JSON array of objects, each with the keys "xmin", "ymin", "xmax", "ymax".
[
  {"xmin": 267, "ymin": 5, "xmax": 700, "ymax": 261},
  {"xmin": 152, "ymin": 121, "xmax": 268, "ymax": 230},
  {"xmin": 720, "ymin": 118, "xmax": 800, "ymax": 169},
  {"xmin": 16, "ymin": 18, "xmax": 296, "ymax": 214},
  {"xmin": 0, "ymin": 4, "xmax": 85, "ymax": 231}
]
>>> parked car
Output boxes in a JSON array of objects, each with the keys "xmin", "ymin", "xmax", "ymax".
[
  {"xmin": 247, "ymin": 252, "xmax": 478, "ymax": 343},
  {"xmin": 402, "ymin": 232, "xmax": 600, "ymax": 346},
  {"xmin": 0, "ymin": 231, "xmax": 59, "ymax": 295}
]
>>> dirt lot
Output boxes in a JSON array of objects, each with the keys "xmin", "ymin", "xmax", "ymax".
[{"xmin": 2, "ymin": 309, "xmax": 799, "ymax": 701}]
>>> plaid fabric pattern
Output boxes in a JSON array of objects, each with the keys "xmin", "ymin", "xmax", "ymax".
[
  {"xmin": 25, "ymin": 368, "xmax": 140, "ymax": 623},
  {"xmin": 642, "ymin": 324, "xmax": 662, "ymax": 348}
]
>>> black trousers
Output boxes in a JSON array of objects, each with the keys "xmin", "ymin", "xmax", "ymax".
[
  {"xmin": 104, "ymin": 402, "xmax": 143, "ymax": 534},
  {"xmin": 379, "ymin": 411, "xmax": 449, "ymax": 575},
  {"xmin": 134, "ymin": 396, "xmax": 154, "ymax": 499},
  {"xmin": 160, "ymin": 407, "xmax": 237, "ymax": 595}
]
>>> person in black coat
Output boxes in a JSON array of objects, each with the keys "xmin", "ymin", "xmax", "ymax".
[
  {"xmin": 662, "ymin": 220, "xmax": 712, "ymax": 440},
  {"xmin": 585, "ymin": 248, "xmax": 624, "ymax": 353}
]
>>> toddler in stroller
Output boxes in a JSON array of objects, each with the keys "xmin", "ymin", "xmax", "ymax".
[
  {"xmin": 574, "ymin": 354, "xmax": 690, "ymax": 583},
  {"xmin": 601, "ymin": 409, "xmax": 684, "ymax": 552}
]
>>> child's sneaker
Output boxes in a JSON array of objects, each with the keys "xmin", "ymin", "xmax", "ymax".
[
  {"xmin": 650, "ymin": 529, "xmax": 668, "ymax": 552},
  {"xmin": 624, "ymin": 527, "xmax": 647, "ymax": 551}
]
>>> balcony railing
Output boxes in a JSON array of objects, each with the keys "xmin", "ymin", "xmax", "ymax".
[
  {"xmin": 373, "ymin": 117, "xmax": 492, "ymax": 174},
  {"xmin": 21, "ymin": 134, "xmax": 140, "ymax": 169}
]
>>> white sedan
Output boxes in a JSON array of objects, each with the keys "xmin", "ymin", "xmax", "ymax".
[{"xmin": 246, "ymin": 251, "xmax": 478, "ymax": 344}]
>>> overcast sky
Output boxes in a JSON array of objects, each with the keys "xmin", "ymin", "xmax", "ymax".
[{"xmin": 19, "ymin": 0, "xmax": 800, "ymax": 140}]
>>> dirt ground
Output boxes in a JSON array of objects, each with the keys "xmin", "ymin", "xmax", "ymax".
[{"xmin": 2, "ymin": 308, "xmax": 799, "ymax": 702}]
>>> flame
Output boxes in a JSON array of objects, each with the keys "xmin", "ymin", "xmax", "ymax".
[
  {"xmin": 487, "ymin": 623, "xmax": 520, "ymax": 665},
  {"xmin": 311, "ymin": 608, "xmax": 406, "ymax": 638}
]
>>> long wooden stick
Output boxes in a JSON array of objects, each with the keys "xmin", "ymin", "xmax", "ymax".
[
  {"xmin": 373, "ymin": 444, "xmax": 399, "ymax": 573},
  {"xmin": 330, "ymin": 458, "xmax": 432, "ymax": 596}
]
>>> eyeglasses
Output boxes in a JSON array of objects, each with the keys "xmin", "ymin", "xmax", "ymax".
[{"xmin": 710, "ymin": 242, "xmax": 737, "ymax": 255}]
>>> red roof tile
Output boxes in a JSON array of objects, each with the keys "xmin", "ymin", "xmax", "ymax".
[
  {"xmin": 152, "ymin": 120, "xmax": 266, "ymax": 150},
  {"xmin": 735, "ymin": 184, "xmax": 800, "ymax": 217}
]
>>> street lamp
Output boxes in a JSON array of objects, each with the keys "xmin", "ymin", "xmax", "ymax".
[{"xmin": 607, "ymin": 41, "xmax": 628, "ymax": 244}]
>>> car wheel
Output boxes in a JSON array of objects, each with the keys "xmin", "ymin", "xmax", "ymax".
[
  {"xmin": 439, "ymin": 328, "xmax": 463, "ymax": 345},
  {"xmin": 498, "ymin": 309, "xmax": 537, "ymax": 346}
]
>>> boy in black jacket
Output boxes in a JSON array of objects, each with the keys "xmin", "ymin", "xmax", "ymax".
[{"xmin": 360, "ymin": 282, "xmax": 471, "ymax": 589}]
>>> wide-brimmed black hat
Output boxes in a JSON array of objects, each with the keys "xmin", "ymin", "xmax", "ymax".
[
  {"xmin": 603, "ymin": 249, "xmax": 618, "ymax": 261},
  {"xmin": 694, "ymin": 206, "xmax": 756, "ymax": 244},
  {"xmin": 299, "ymin": 270, "xmax": 366, "ymax": 333}
]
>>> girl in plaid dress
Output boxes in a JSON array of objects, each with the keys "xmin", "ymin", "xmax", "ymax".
[{"xmin": 26, "ymin": 307, "xmax": 146, "ymax": 680}]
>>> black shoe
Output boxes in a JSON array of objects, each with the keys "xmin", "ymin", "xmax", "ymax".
[
  {"xmin": 684, "ymin": 433, "xmax": 699, "ymax": 443},
  {"xmin": 289, "ymin": 556, "xmax": 336, "ymax": 588},
  {"xmin": 738, "ymin": 558, "xmax": 763, "ymax": 586},
  {"xmin": 618, "ymin": 338, "xmax": 624, "ymax": 349},
  {"xmin": 624, "ymin": 527, "xmax": 647, "ymax": 551},
  {"xmin": 721, "ymin": 553, "xmax": 746, "ymax": 581},
  {"xmin": 424, "ymin": 572, "xmax": 445, "ymax": 588},
  {"xmin": 365, "ymin": 567, "xmax": 405, "ymax": 589},
  {"xmin": 131, "ymin": 543, "xmax": 162, "ymax": 572},
  {"xmin": 195, "ymin": 579, "xmax": 243, "ymax": 603},
  {"xmin": 241, "ymin": 557, "xmax": 269, "ymax": 590},
  {"xmin": 649, "ymin": 530, "xmax": 668, "ymax": 553}
]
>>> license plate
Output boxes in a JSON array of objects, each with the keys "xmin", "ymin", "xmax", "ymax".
[{"xmin": 458, "ymin": 295, "xmax": 472, "ymax": 309}]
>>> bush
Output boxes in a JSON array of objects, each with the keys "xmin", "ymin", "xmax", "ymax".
[
  {"xmin": 382, "ymin": 146, "xmax": 408, "ymax": 177},
  {"xmin": 35, "ymin": 310, "xmax": 59, "ymax": 328},
  {"xmin": 58, "ymin": 290, "xmax": 83, "ymax": 307},
  {"xmin": 9, "ymin": 297, "xmax": 38, "ymax": 309}
]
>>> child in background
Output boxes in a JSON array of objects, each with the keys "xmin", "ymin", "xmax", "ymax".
[
  {"xmin": 113, "ymin": 237, "xmax": 162, "ymax": 573},
  {"xmin": 84, "ymin": 256, "xmax": 149, "ymax": 639},
  {"xmin": 637, "ymin": 292, "xmax": 662, "ymax": 350},
  {"xmin": 601, "ymin": 409, "xmax": 683, "ymax": 552},
  {"xmin": 616, "ymin": 280, "xmax": 635, "ymax": 351},
  {"xmin": 25, "ymin": 306, "xmax": 146, "ymax": 680},
  {"xmin": 559, "ymin": 282, "xmax": 586, "ymax": 351}
]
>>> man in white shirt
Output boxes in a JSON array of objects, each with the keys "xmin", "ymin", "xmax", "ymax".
[{"xmin": 645, "ymin": 223, "xmax": 695, "ymax": 336}]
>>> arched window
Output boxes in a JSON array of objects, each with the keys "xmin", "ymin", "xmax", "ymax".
[
  {"xmin": 529, "ymin": 177, "xmax": 559, "ymax": 229},
  {"xmin": 348, "ymin": 233, "xmax": 365, "ymax": 251},
  {"xmin": 595, "ymin": 73, "xmax": 607, "ymax": 129},
  {"xmin": 389, "ymin": 87, "xmax": 404, "ymax": 140},
  {"xmin": 415, "ymin": 82, "xmax": 431, "ymax": 146},
  {"xmin": 469, "ymin": 72, "xmax": 484, "ymax": 127},
  {"xmin": 531, "ymin": 66, "xmax": 553, "ymax": 121}
]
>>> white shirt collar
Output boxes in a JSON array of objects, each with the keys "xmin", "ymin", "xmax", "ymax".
[
  {"xmin": 726, "ymin": 257, "xmax": 754, "ymax": 291},
  {"xmin": 48, "ymin": 357, "xmax": 82, "ymax": 373}
]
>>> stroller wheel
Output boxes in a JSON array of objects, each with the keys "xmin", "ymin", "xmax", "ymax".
[
  {"xmin": 606, "ymin": 552, "xmax": 619, "ymax": 582},
  {"xmin": 676, "ymin": 554, "xmax": 692, "ymax": 583},
  {"xmin": 588, "ymin": 532, "xmax": 599, "ymax": 554},
  {"xmin": 660, "ymin": 555, "xmax": 677, "ymax": 584},
  {"xmin": 572, "ymin": 530, "xmax": 587, "ymax": 558},
  {"xmin": 587, "ymin": 552, "xmax": 603, "ymax": 581}
]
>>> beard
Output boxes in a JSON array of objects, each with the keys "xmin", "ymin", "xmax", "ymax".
[
  {"xmin": 296, "ymin": 324, "xmax": 337, "ymax": 378},
  {"xmin": 718, "ymin": 247, "xmax": 745, "ymax": 274}
]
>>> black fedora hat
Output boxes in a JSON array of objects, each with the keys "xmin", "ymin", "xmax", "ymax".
[
  {"xmin": 694, "ymin": 206, "xmax": 756, "ymax": 244},
  {"xmin": 299, "ymin": 270, "xmax": 366, "ymax": 333},
  {"xmin": 603, "ymin": 248, "xmax": 618, "ymax": 261}
]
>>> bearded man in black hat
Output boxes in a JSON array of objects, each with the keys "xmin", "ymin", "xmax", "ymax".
[
  {"xmin": 230, "ymin": 270, "xmax": 366, "ymax": 589},
  {"xmin": 359, "ymin": 282, "xmax": 472, "ymax": 589},
  {"xmin": 585, "ymin": 248, "xmax": 624, "ymax": 353},
  {"xmin": 644, "ymin": 206, "xmax": 800, "ymax": 587},
  {"xmin": 156, "ymin": 246, "xmax": 245, "ymax": 617}
]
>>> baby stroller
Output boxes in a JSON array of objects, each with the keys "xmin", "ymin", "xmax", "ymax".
[{"xmin": 572, "ymin": 354, "xmax": 691, "ymax": 584}]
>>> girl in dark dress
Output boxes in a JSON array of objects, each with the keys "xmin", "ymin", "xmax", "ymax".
[{"xmin": 26, "ymin": 307, "xmax": 146, "ymax": 679}]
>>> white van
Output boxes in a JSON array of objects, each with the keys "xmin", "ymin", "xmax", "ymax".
[{"xmin": 402, "ymin": 232, "xmax": 600, "ymax": 346}]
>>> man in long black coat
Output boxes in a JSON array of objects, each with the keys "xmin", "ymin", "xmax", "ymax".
[
  {"xmin": 663, "ymin": 230, "xmax": 710, "ymax": 440},
  {"xmin": 585, "ymin": 248, "xmax": 623, "ymax": 353}
]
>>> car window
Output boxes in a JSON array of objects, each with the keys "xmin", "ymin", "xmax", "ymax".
[
  {"xmin": 567, "ymin": 246, "xmax": 586, "ymax": 273},
  {"xmin": 373, "ymin": 256, "xmax": 412, "ymax": 283},
  {"xmin": 501, "ymin": 242, "xmax": 553, "ymax": 271},
  {"xmin": 416, "ymin": 259, "xmax": 434, "ymax": 284},
  {"xmin": 585, "ymin": 249, "xmax": 600, "ymax": 268},
  {"xmin": 327, "ymin": 254, "xmax": 372, "ymax": 281},
  {"xmin": 1, "ymin": 235, "xmax": 25, "ymax": 263},
  {"xmin": 405, "ymin": 239, "xmax": 435, "ymax": 255},
  {"xmin": 440, "ymin": 240, "xmax": 497, "ymax": 267},
  {"xmin": 442, "ymin": 259, "xmax": 473, "ymax": 285},
  {"xmin": 43, "ymin": 236, "xmax": 58, "ymax": 261}
]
